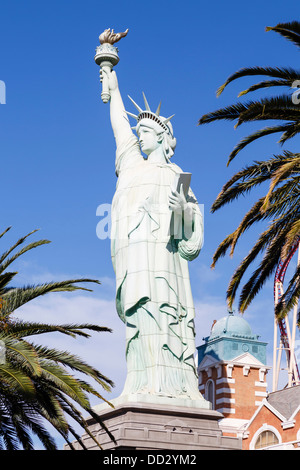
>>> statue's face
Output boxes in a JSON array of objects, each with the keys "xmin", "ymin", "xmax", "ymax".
[{"xmin": 137, "ymin": 125, "xmax": 161, "ymax": 156}]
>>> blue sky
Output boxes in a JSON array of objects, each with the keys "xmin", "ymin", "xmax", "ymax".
[{"xmin": 1, "ymin": 0, "xmax": 300, "ymax": 448}]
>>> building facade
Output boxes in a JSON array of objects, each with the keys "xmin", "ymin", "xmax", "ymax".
[
  {"xmin": 197, "ymin": 311, "xmax": 268, "ymax": 427},
  {"xmin": 196, "ymin": 311, "xmax": 300, "ymax": 449},
  {"xmin": 242, "ymin": 385, "xmax": 300, "ymax": 449}
]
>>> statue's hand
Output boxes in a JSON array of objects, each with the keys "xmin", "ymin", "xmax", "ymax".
[
  {"xmin": 100, "ymin": 67, "xmax": 119, "ymax": 92},
  {"xmin": 168, "ymin": 184, "xmax": 187, "ymax": 214},
  {"xmin": 169, "ymin": 185, "xmax": 193, "ymax": 239}
]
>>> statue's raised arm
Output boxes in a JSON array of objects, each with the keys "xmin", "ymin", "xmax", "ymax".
[
  {"xmin": 101, "ymin": 67, "xmax": 133, "ymax": 149},
  {"xmin": 95, "ymin": 28, "xmax": 132, "ymax": 149}
]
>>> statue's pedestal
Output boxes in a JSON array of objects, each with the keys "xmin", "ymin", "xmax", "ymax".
[{"xmin": 67, "ymin": 395, "xmax": 241, "ymax": 450}]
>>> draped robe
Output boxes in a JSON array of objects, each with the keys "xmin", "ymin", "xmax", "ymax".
[{"xmin": 111, "ymin": 134, "xmax": 204, "ymax": 399}]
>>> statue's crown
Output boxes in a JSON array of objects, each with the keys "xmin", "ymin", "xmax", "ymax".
[{"xmin": 126, "ymin": 93, "xmax": 174, "ymax": 135}]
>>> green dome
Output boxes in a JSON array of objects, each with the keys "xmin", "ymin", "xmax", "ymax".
[{"xmin": 210, "ymin": 312, "xmax": 253, "ymax": 339}]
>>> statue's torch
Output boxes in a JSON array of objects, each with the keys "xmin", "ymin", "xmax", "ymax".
[{"xmin": 94, "ymin": 28, "xmax": 128, "ymax": 103}]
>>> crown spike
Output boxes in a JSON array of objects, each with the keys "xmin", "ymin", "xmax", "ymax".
[
  {"xmin": 128, "ymin": 95, "xmax": 143, "ymax": 113},
  {"xmin": 142, "ymin": 92, "xmax": 151, "ymax": 111},
  {"xmin": 155, "ymin": 101, "xmax": 162, "ymax": 116},
  {"xmin": 125, "ymin": 110, "xmax": 138, "ymax": 120},
  {"xmin": 163, "ymin": 114, "xmax": 175, "ymax": 125}
]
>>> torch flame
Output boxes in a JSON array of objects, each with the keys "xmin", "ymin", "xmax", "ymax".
[{"xmin": 99, "ymin": 28, "xmax": 129, "ymax": 45}]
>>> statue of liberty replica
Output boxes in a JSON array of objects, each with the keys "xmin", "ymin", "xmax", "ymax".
[
  {"xmin": 95, "ymin": 29, "xmax": 206, "ymax": 404},
  {"xmin": 63, "ymin": 28, "xmax": 242, "ymax": 450},
  {"xmin": 62, "ymin": 29, "xmax": 242, "ymax": 451}
]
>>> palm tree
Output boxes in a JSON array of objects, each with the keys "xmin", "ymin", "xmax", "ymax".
[
  {"xmin": 0, "ymin": 227, "xmax": 115, "ymax": 450},
  {"xmin": 198, "ymin": 22, "xmax": 300, "ymax": 317}
]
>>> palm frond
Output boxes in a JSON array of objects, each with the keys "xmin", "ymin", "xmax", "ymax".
[
  {"xmin": 2, "ymin": 278, "xmax": 100, "ymax": 314},
  {"xmin": 216, "ymin": 66, "xmax": 300, "ymax": 97},
  {"xmin": 238, "ymin": 242, "xmax": 282, "ymax": 312},
  {"xmin": 228, "ymin": 234, "xmax": 280, "ymax": 311},
  {"xmin": 238, "ymin": 78, "xmax": 299, "ymax": 97},
  {"xmin": 275, "ymin": 262, "xmax": 300, "ymax": 318},
  {"xmin": 41, "ymin": 363, "xmax": 91, "ymax": 407},
  {"xmin": 33, "ymin": 343, "xmax": 114, "ymax": 390},
  {"xmin": 235, "ymin": 95, "xmax": 300, "ymax": 128},
  {"xmin": 223, "ymin": 203, "xmax": 300, "ymax": 308},
  {"xmin": 199, "ymin": 102, "xmax": 249, "ymax": 124},
  {"xmin": 281, "ymin": 222, "xmax": 300, "ymax": 259},
  {"xmin": 2, "ymin": 334, "xmax": 41, "ymax": 376},
  {"xmin": 279, "ymin": 122, "xmax": 300, "ymax": 144},
  {"xmin": 0, "ymin": 227, "xmax": 12, "ymax": 241},
  {"xmin": 211, "ymin": 152, "xmax": 296, "ymax": 212},
  {"xmin": 266, "ymin": 21, "xmax": 300, "ymax": 48},
  {"xmin": 226, "ymin": 124, "xmax": 293, "ymax": 165},
  {"xmin": 24, "ymin": 415, "xmax": 57, "ymax": 450},
  {"xmin": 211, "ymin": 233, "xmax": 236, "ymax": 269},
  {"xmin": 0, "ymin": 240, "xmax": 51, "ymax": 276},
  {"xmin": 0, "ymin": 272, "xmax": 18, "ymax": 293},
  {"xmin": 0, "ymin": 364, "xmax": 35, "ymax": 394},
  {"xmin": 0, "ymin": 229, "xmax": 46, "ymax": 265},
  {"xmin": 8, "ymin": 321, "xmax": 111, "ymax": 340},
  {"xmin": 261, "ymin": 155, "xmax": 300, "ymax": 211}
]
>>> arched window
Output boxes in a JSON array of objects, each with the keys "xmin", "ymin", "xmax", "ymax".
[
  {"xmin": 254, "ymin": 430, "xmax": 279, "ymax": 449},
  {"xmin": 205, "ymin": 379, "xmax": 215, "ymax": 409}
]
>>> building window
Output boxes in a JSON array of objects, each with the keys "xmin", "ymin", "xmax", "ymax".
[
  {"xmin": 205, "ymin": 379, "xmax": 215, "ymax": 409},
  {"xmin": 254, "ymin": 430, "xmax": 279, "ymax": 449}
]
